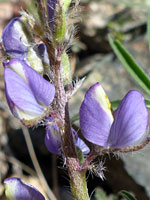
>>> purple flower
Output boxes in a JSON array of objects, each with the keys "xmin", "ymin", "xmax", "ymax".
[
  {"xmin": 80, "ymin": 83, "xmax": 149, "ymax": 149},
  {"xmin": 4, "ymin": 58, "xmax": 55, "ymax": 126},
  {"xmin": 45, "ymin": 118, "xmax": 62, "ymax": 154},
  {"xmin": 2, "ymin": 17, "xmax": 47, "ymax": 74},
  {"xmin": 2, "ymin": 17, "xmax": 29, "ymax": 59},
  {"xmin": 45, "ymin": 118, "xmax": 90, "ymax": 154},
  {"xmin": 4, "ymin": 177, "xmax": 45, "ymax": 200}
]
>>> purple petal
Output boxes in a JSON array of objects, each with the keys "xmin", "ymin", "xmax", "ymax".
[
  {"xmin": 72, "ymin": 129, "xmax": 90, "ymax": 154},
  {"xmin": 45, "ymin": 120, "xmax": 61, "ymax": 155},
  {"xmin": 108, "ymin": 91, "xmax": 149, "ymax": 148},
  {"xmin": 47, "ymin": 0, "xmax": 56, "ymax": 30},
  {"xmin": 23, "ymin": 62, "xmax": 55, "ymax": 106},
  {"xmin": 4, "ymin": 58, "xmax": 55, "ymax": 107},
  {"xmin": 80, "ymin": 83, "xmax": 113, "ymax": 146},
  {"xmin": 75, "ymin": 137, "xmax": 90, "ymax": 154},
  {"xmin": 2, "ymin": 17, "xmax": 28, "ymax": 59},
  {"xmin": 4, "ymin": 177, "xmax": 45, "ymax": 200},
  {"xmin": 4, "ymin": 67, "xmax": 44, "ymax": 117}
]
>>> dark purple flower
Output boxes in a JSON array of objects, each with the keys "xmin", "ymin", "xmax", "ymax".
[
  {"xmin": 80, "ymin": 83, "xmax": 149, "ymax": 149},
  {"xmin": 4, "ymin": 177, "xmax": 45, "ymax": 200},
  {"xmin": 45, "ymin": 118, "xmax": 90, "ymax": 155},
  {"xmin": 47, "ymin": 0, "xmax": 56, "ymax": 30},
  {"xmin": 35, "ymin": 43, "xmax": 50, "ymax": 74},
  {"xmin": 4, "ymin": 58, "xmax": 55, "ymax": 126},
  {"xmin": 36, "ymin": 44, "xmax": 49, "ymax": 66}
]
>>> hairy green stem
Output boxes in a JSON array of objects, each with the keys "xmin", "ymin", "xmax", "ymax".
[
  {"xmin": 68, "ymin": 159, "xmax": 89, "ymax": 200},
  {"xmin": 52, "ymin": 54, "xmax": 90, "ymax": 199},
  {"xmin": 63, "ymin": 104, "xmax": 90, "ymax": 200}
]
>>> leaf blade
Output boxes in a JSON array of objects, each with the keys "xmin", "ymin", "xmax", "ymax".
[
  {"xmin": 108, "ymin": 35, "xmax": 150, "ymax": 95},
  {"xmin": 119, "ymin": 190, "xmax": 137, "ymax": 200}
]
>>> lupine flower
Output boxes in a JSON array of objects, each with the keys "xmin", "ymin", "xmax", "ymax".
[
  {"xmin": 2, "ymin": 17, "xmax": 29, "ymax": 59},
  {"xmin": 2, "ymin": 16, "xmax": 45, "ymax": 74},
  {"xmin": 45, "ymin": 117, "xmax": 90, "ymax": 154},
  {"xmin": 4, "ymin": 58, "xmax": 55, "ymax": 126},
  {"xmin": 4, "ymin": 177, "xmax": 45, "ymax": 200},
  {"xmin": 80, "ymin": 83, "xmax": 149, "ymax": 149}
]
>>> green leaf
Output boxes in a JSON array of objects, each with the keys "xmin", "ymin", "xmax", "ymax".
[
  {"xmin": 145, "ymin": 99, "xmax": 150, "ymax": 109},
  {"xmin": 71, "ymin": 99, "xmax": 150, "ymax": 123},
  {"xmin": 119, "ymin": 190, "xmax": 137, "ymax": 200},
  {"xmin": 108, "ymin": 35, "xmax": 150, "ymax": 95}
]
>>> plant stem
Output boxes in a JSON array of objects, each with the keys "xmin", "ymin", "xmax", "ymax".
[
  {"xmin": 51, "ymin": 50, "xmax": 90, "ymax": 199},
  {"xmin": 63, "ymin": 104, "xmax": 90, "ymax": 200}
]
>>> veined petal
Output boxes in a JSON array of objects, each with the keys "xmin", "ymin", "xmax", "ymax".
[
  {"xmin": 23, "ymin": 62, "xmax": 55, "ymax": 106},
  {"xmin": 4, "ymin": 177, "xmax": 45, "ymax": 200},
  {"xmin": 4, "ymin": 58, "xmax": 55, "ymax": 106},
  {"xmin": 45, "ymin": 121, "xmax": 61, "ymax": 155},
  {"xmin": 80, "ymin": 83, "xmax": 113, "ymax": 146},
  {"xmin": 2, "ymin": 17, "xmax": 29, "ymax": 59},
  {"xmin": 4, "ymin": 68, "xmax": 44, "ymax": 118},
  {"xmin": 108, "ymin": 91, "xmax": 149, "ymax": 148}
]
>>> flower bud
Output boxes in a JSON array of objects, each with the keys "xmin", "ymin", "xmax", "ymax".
[
  {"xmin": 54, "ymin": 0, "xmax": 72, "ymax": 43},
  {"xmin": 2, "ymin": 17, "xmax": 45, "ymax": 74},
  {"xmin": 47, "ymin": 0, "xmax": 56, "ymax": 30},
  {"xmin": 45, "ymin": 118, "xmax": 90, "ymax": 155},
  {"xmin": 2, "ymin": 17, "xmax": 30, "ymax": 59},
  {"xmin": 61, "ymin": 52, "xmax": 71, "ymax": 84}
]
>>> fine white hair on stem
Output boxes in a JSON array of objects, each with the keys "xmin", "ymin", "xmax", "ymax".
[{"xmin": 89, "ymin": 159, "xmax": 106, "ymax": 181}]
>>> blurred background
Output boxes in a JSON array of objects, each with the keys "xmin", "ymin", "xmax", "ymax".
[{"xmin": 0, "ymin": 0, "xmax": 150, "ymax": 199}]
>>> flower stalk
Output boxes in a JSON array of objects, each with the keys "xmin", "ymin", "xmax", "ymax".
[{"xmin": 52, "ymin": 47, "xmax": 90, "ymax": 199}]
